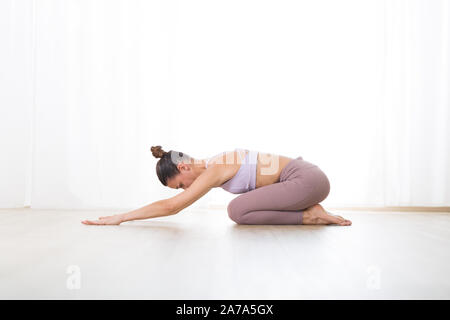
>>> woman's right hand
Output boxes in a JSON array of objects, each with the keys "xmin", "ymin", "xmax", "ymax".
[{"xmin": 81, "ymin": 214, "xmax": 124, "ymax": 226}]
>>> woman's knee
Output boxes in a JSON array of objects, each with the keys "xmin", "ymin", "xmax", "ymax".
[
  {"xmin": 319, "ymin": 171, "xmax": 331, "ymax": 201},
  {"xmin": 306, "ymin": 168, "xmax": 331, "ymax": 204},
  {"xmin": 227, "ymin": 198, "xmax": 246, "ymax": 224}
]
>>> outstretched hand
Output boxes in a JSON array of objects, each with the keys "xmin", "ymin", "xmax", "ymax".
[{"xmin": 81, "ymin": 214, "xmax": 124, "ymax": 226}]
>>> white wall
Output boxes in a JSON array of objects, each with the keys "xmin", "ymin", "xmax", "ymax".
[
  {"xmin": 0, "ymin": 0, "xmax": 34, "ymax": 208},
  {"xmin": 1, "ymin": 0, "xmax": 449, "ymax": 210}
]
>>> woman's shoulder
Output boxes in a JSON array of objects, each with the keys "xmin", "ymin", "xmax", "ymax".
[{"xmin": 205, "ymin": 149, "xmax": 246, "ymax": 182}]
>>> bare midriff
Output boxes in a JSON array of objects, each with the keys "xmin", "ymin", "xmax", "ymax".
[{"xmin": 254, "ymin": 151, "xmax": 294, "ymax": 188}]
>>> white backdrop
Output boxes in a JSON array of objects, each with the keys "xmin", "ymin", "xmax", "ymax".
[{"xmin": 1, "ymin": 0, "xmax": 449, "ymax": 210}]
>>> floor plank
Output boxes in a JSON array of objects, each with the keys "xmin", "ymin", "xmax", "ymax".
[{"xmin": 0, "ymin": 208, "xmax": 449, "ymax": 299}]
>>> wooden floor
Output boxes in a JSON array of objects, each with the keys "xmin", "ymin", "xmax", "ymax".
[{"xmin": 0, "ymin": 207, "xmax": 449, "ymax": 299}]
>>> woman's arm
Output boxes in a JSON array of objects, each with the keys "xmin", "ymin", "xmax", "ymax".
[
  {"xmin": 81, "ymin": 165, "xmax": 224, "ymax": 225},
  {"xmin": 120, "ymin": 199, "xmax": 173, "ymax": 222},
  {"xmin": 81, "ymin": 199, "xmax": 173, "ymax": 225}
]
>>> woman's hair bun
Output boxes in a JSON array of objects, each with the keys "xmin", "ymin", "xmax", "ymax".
[{"xmin": 150, "ymin": 145, "xmax": 167, "ymax": 158}]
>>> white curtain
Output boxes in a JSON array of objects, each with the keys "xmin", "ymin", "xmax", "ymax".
[
  {"xmin": 380, "ymin": 0, "xmax": 450, "ymax": 206},
  {"xmin": 1, "ymin": 0, "xmax": 449, "ymax": 210}
]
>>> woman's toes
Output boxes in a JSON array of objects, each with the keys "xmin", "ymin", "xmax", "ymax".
[
  {"xmin": 303, "ymin": 205, "xmax": 352, "ymax": 226},
  {"xmin": 325, "ymin": 211, "xmax": 352, "ymax": 226},
  {"xmin": 339, "ymin": 220, "xmax": 352, "ymax": 226},
  {"xmin": 321, "ymin": 212, "xmax": 344, "ymax": 225}
]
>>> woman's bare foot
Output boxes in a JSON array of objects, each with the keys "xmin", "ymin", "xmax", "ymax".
[{"xmin": 302, "ymin": 204, "xmax": 352, "ymax": 226}]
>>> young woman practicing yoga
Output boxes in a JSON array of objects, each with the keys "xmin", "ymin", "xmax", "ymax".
[{"xmin": 81, "ymin": 146, "xmax": 352, "ymax": 226}]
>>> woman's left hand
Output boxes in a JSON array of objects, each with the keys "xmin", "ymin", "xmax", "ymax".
[{"xmin": 81, "ymin": 214, "xmax": 124, "ymax": 226}]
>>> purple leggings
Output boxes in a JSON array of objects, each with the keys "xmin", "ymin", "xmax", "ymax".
[{"xmin": 227, "ymin": 156, "xmax": 330, "ymax": 225}]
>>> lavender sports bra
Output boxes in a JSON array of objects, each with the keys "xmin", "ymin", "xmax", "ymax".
[{"xmin": 205, "ymin": 148, "xmax": 258, "ymax": 194}]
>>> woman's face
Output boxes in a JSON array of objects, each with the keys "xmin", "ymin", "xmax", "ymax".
[{"xmin": 166, "ymin": 163, "xmax": 196, "ymax": 190}]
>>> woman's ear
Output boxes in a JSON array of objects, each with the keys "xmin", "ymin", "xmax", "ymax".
[{"xmin": 177, "ymin": 162, "xmax": 190, "ymax": 172}]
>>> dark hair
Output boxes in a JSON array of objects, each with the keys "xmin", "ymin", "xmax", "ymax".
[{"xmin": 150, "ymin": 145, "xmax": 192, "ymax": 186}]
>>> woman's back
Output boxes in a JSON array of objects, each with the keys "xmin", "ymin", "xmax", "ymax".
[{"xmin": 205, "ymin": 148, "xmax": 296, "ymax": 193}]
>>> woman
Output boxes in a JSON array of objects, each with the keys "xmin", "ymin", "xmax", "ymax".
[{"xmin": 82, "ymin": 146, "xmax": 352, "ymax": 226}]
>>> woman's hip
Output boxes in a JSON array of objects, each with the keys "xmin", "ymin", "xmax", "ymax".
[{"xmin": 228, "ymin": 159, "xmax": 331, "ymax": 212}]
